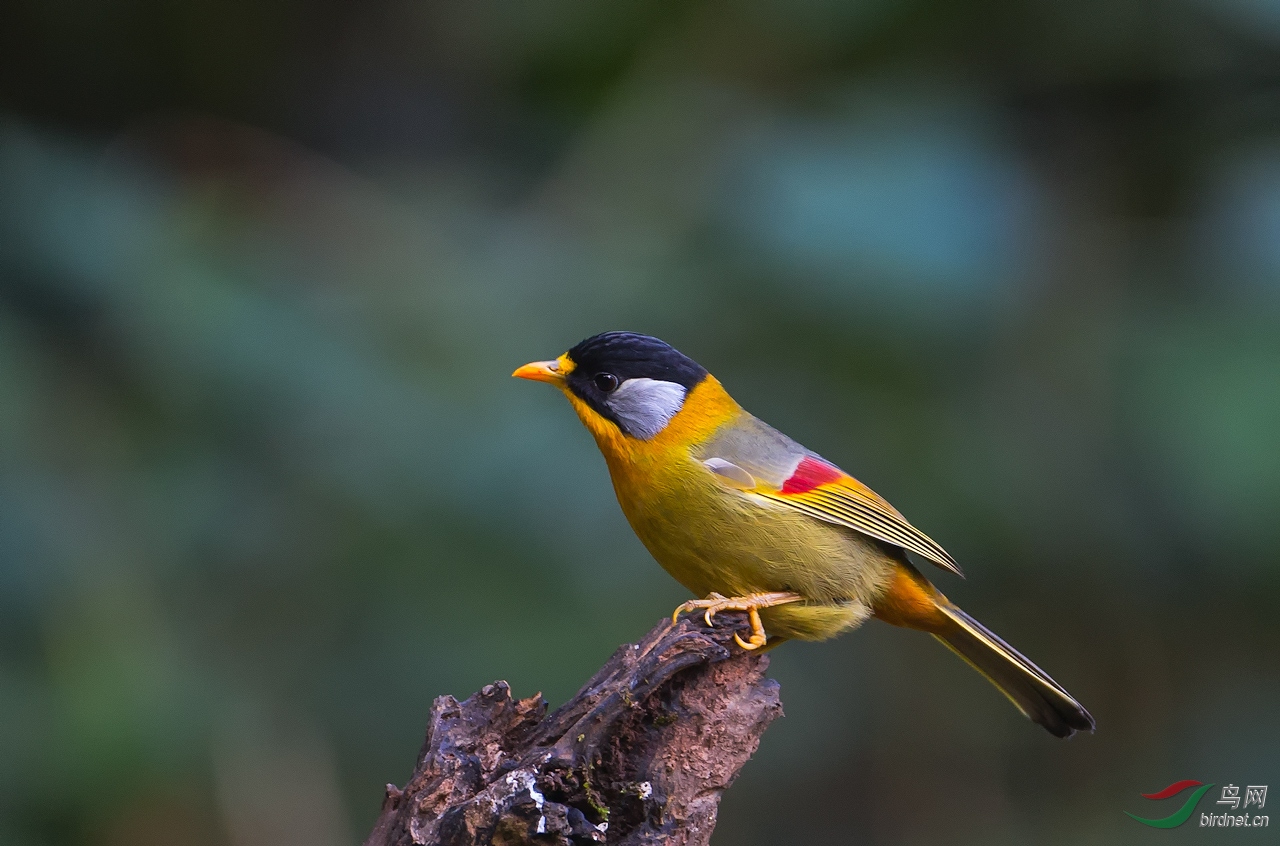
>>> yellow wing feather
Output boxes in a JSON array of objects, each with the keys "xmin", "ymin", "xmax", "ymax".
[{"xmin": 756, "ymin": 476, "xmax": 962, "ymax": 576}]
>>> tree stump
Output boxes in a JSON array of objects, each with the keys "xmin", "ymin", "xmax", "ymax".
[{"xmin": 363, "ymin": 613, "xmax": 782, "ymax": 846}]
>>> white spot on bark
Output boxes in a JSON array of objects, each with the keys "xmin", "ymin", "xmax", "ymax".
[{"xmin": 505, "ymin": 770, "xmax": 546, "ymax": 833}]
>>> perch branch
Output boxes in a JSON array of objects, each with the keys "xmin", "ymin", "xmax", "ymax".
[{"xmin": 363, "ymin": 613, "xmax": 782, "ymax": 846}]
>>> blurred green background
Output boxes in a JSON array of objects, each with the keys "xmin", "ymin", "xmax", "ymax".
[{"xmin": 2, "ymin": 1, "xmax": 1278, "ymax": 844}]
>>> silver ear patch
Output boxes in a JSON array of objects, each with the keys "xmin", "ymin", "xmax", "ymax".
[{"xmin": 605, "ymin": 378, "xmax": 687, "ymax": 439}]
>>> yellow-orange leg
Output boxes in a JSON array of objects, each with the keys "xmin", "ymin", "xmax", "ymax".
[{"xmin": 671, "ymin": 591, "xmax": 804, "ymax": 650}]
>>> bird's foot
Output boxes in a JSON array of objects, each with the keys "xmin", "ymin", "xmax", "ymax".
[{"xmin": 671, "ymin": 591, "xmax": 804, "ymax": 650}]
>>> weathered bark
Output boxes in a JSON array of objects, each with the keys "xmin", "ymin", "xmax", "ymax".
[{"xmin": 363, "ymin": 613, "xmax": 782, "ymax": 846}]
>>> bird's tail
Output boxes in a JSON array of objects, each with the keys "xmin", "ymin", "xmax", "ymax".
[
  {"xmin": 931, "ymin": 603, "xmax": 1095, "ymax": 738},
  {"xmin": 873, "ymin": 563, "xmax": 1095, "ymax": 738}
]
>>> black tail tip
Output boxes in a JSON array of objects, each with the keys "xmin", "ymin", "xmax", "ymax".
[{"xmin": 1040, "ymin": 704, "xmax": 1097, "ymax": 739}]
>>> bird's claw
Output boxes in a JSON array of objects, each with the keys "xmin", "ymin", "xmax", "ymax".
[
  {"xmin": 670, "ymin": 591, "xmax": 803, "ymax": 651},
  {"xmin": 733, "ymin": 627, "xmax": 769, "ymax": 650},
  {"xmin": 672, "ymin": 592, "xmax": 726, "ymax": 624}
]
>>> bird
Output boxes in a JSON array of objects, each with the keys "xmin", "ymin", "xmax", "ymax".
[{"xmin": 514, "ymin": 331, "xmax": 1095, "ymax": 738}]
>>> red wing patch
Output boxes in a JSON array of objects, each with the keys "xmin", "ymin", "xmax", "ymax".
[{"xmin": 780, "ymin": 455, "xmax": 844, "ymax": 494}]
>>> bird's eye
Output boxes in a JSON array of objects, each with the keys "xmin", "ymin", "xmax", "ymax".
[{"xmin": 594, "ymin": 372, "xmax": 619, "ymax": 393}]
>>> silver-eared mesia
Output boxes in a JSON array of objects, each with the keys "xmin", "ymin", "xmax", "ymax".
[{"xmin": 515, "ymin": 332, "xmax": 1094, "ymax": 738}]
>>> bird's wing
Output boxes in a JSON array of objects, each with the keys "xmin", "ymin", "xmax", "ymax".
[
  {"xmin": 697, "ymin": 415, "xmax": 961, "ymax": 576},
  {"xmin": 754, "ymin": 456, "xmax": 961, "ymax": 575}
]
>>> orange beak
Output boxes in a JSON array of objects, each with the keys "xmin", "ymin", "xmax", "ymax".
[{"xmin": 512, "ymin": 359, "xmax": 565, "ymax": 385}]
